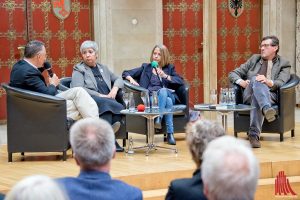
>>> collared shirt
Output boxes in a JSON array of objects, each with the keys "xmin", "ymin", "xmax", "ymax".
[{"xmin": 23, "ymin": 58, "xmax": 38, "ymax": 70}]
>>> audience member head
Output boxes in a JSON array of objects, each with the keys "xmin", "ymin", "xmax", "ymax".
[
  {"xmin": 150, "ymin": 44, "xmax": 170, "ymax": 67},
  {"xmin": 70, "ymin": 118, "xmax": 115, "ymax": 171},
  {"xmin": 202, "ymin": 136, "xmax": 259, "ymax": 200},
  {"xmin": 4, "ymin": 175, "xmax": 68, "ymax": 200},
  {"xmin": 185, "ymin": 120, "xmax": 225, "ymax": 168},
  {"xmin": 24, "ymin": 40, "xmax": 47, "ymax": 67}
]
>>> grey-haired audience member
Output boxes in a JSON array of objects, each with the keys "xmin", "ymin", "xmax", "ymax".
[
  {"xmin": 57, "ymin": 118, "xmax": 142, "ymax": 200},
  {"xmin": 165, "ymin": 120, "xmax": 225, "ymax": 200},
  {"xmin": 202, "ymin": 136, "xmax": 259, "ymax": 200},
  {"xmin": 5, "ymin": 175, "xmax": 68, "ymax": 200}
]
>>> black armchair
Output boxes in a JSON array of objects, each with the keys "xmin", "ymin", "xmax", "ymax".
[
  {"xmin": 59, "ymin": 77, "xmax": 128, "ymax": 146},
  {"xmin": 123, "ymin": 80, "xmax": 190, "ymax": 136},
  {"xmin": 233, "ymin": 74, "xmax": 300, "ymax": 141},
  {"xmin": 2, "ymin": 83, "xmax": 70, "ymax": 162}
]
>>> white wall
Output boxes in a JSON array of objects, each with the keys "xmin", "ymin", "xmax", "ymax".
[{"xmin": 94, "ymin": 0, "xmax": 162, "ymax": 76}]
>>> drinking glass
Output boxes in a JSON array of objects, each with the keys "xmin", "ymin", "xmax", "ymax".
[
  {"xmin": 141, "ymin": 91, "xmax": 150, "ymax": 112},
  {"xmin": 210, "ymin": 89, "xmax": 217, "ymax": 104},
  {"xmin": 219, "ymin": 88, "xmax": 228, "ymax": 105},
  {"xmin": 128, "ymin": 92, "xmax": 136, "ymax": 112},
  {"xmin": 228, "ymin": 88, "xmax": 236, "ymax": 105},
  {"xmin": 123, "ymin": 92, "xmax": 129, "ymax": 110},
  {"xmin": 151, "ymin": 91, "xmax": 159, "ymax": 112}
]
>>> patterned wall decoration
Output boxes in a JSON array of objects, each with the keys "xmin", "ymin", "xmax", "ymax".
[
  {"xmin": 0, "ymin": 0, "xmax": 27, "ymax": 121},
  {"xmin": 217, "ymin": 0, "xmax": 261, "ymax": 88},
  {"xmin": 296, "ymin": 0, "xmax": 300, "ymax": 104},
  {"xmin": 163, "ymin": 0, "xmax": 203, "ymax": 105},
  {"xmin": 0, "ymin": 0, "xmax": 93, "ymax": 121}
]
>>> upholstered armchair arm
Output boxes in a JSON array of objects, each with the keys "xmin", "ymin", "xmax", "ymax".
[
  {"xmin": 123, "ymin": 80, "xmax": 148, "ymax": 93},
  {"xmin": 2, "ymin": 83, "xmax": 66, "ymax": 103},
  {"xmin": 59, "ymin": 77, "xmax": 72, "ymax": 91},
  {"xmin": 279, "ymin": 74, "xmax": 300, "ymax": 116}
]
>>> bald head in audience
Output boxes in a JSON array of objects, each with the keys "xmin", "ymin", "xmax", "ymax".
[{"xmin": 202, "ymin": 136, "xmax": 259, "ymax": 200}]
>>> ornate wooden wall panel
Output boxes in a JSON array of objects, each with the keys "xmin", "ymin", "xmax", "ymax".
[
  {"xmin": 217, "ymin": 0, "xmax": 261, "ymax": 88},
  {"xmin": 0, "ymin": 0, "xmax": 27, "ymax": 121},
  {"xmin": 0, "ymin": 0, "xmax": 93, "ymax": 121},
  {"xmin": 163, "ymin": 0, "xmax": 204, "ymax": 105}
]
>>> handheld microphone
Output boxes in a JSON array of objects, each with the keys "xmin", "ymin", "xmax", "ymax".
[
  {"xmin": 151, "ymin": 61, "xmax": 163, "ymax": 87},
  {"xmin": 43, "ymin": 61, "xmax": 54, "ymax": 77}
]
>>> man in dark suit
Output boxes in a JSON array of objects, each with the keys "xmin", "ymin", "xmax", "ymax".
[
  {"xmin": 10, "ymin": 40, "xmax": 99, "ymax": 121},
  {"xmin": 228, "ymin": 35, "xmax": 291, "ymax": 148},
  {"xmin": 165, "ymin": 120, "xmax": 225, "ymax": 200},
  {"xmin": 57, "ymin": 118, "xmax": 142, "ymax": 200}
]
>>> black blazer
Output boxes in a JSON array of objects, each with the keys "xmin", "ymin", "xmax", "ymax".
[
  {"xmin": 9, "ymin": 60, "xmax": 57, "ymax": 95},
  {"xmin": 165, "ymin": 169, "xmax": 207, "ymax": 200},
  {"xmin": 122, "ymin": 63, "xmax": 184, "ymax": 91}
]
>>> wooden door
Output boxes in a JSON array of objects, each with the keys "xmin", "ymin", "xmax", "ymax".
[
  {"xmin": 217, "ymin": 0, "xmax": 261, "ymax": 88},
  {"xmin": 163, "ymin": 0, "xmax": 204, "ymax": 105},
  {"xmin": 0, "ymin": 0, "xmax": 93, "ymax": 122}
]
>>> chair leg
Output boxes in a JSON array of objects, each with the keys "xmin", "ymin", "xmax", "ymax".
[
  {"xmin": 62, "ymin": 151, "xmax": 67, "ymax": 161},
  {"xmin": 122, "ymin": 139, "xmax": 126, "ymax": 147},
  {"xmin": 8, "ymin": 152, "xmax": 12, "ymax": 162},
  {"xmin": 280, "ymin": 133, "xmax": 283, "ymax": 142},
  {"xmin": 291, "ymin": 129, "xmax": 295, "ymax": 137},
  {"xmin": 234, "ymin": 132, "xmax": 238, "ymax": 138}
]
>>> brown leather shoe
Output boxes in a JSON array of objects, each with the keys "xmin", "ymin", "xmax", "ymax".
[
  {"xmin": 263, "ymin": 106, "xmax": 276, "ymax": 122},
  {"xmin": 248, "ymin": 135, "xmax": 261, "ymax": 148}
]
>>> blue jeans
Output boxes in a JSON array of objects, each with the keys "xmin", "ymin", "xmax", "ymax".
[
  {"xmin": 157, "ymin": 88, "xmax": 175, "ymax": 134},
  {"xmin": 243, "ymin": 77, "xmax": 277, "ymax": 138}
]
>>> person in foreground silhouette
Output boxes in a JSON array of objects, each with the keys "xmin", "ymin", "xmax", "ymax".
[
  {"xmin": 202, "ymin": 136, "xmax": 259, "ymax": 200},
  {"xmin": 5, "ymin": 175, "xmax": 68, "ymax": 200},
  {"xmin": 165, "ymin": 120, "xmax": 225, "ymax": 200},
  {"xmin": 57, "ymin": 118, "xmax": 142, "ymax": 200}
]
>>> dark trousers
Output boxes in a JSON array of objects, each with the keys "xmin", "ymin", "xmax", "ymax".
[
  {"xmin": 100, "ymin": 111, "xmax": 122, "ymax": 125},
  {"xmin": 243, "ymin": 77, "xmax": 277, "ymax": 138}
]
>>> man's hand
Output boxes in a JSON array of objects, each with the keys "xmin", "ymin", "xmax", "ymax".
[
  {"xmin": 255, "ymin": 74, "xmax": 267, "ymax": 83},
  {"xmin": 256, "ymin": 74, "xmax": 273, "ymax": 87},
  {"xmin": 49, "ymin": 74, "xmax": 60, "ymax": 87},
  {"xmin": 239, "ymin": 80, "xmax": 250, "ymax": 88}
]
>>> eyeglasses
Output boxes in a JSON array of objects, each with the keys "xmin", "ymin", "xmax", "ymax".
[{"xmin": 259, "ymin": 44, "xmax": 275, "ymax": 49}]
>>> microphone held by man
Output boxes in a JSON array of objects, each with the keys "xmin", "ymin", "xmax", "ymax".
[{"xmin": 43, "ymin": 61, "xmax": 60, "ymax": 87}]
